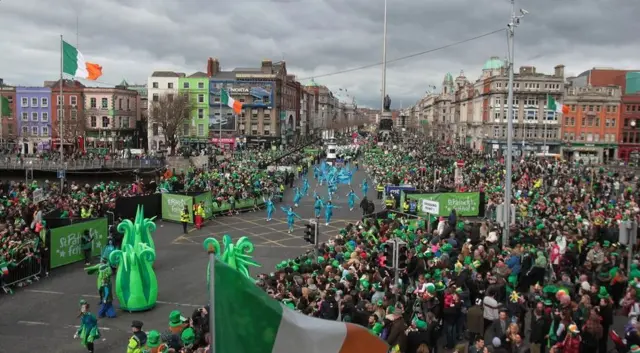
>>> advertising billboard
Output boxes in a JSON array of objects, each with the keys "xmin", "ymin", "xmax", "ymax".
[
  {"xmin": 50, "ymin": 218, "xmax": 108, "ymax": 268},
  {"xmin": 161, "ymin": 193, "xmax": 194, "ymax": 223},
  {"xmin": 209, "ymin": 81, "xmax": 275, "ymax": 132},
  {"xmin": 401, "ymin": 192, "xmax": 481, "ymax": 217}
]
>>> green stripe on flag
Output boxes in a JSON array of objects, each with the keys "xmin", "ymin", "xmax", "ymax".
[
  {"xmin": 0, "ymin": 96, "xmax": 11, "ymax": 116},
  {"xmin": 62, "ymin": 40, "xmax": 80, "ymax": 77},
  {"xmin": 220, "ymin": 88, "xmax": 231, "ymax": 106},
  {"xmin": 214, "ymin": 259, "xmax": 283, "ymax": 353},
  {"xmin": 546, "ymin": 95, "xmax": 557, "ymax": 111}
]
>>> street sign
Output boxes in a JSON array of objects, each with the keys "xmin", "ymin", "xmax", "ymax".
[
  {"xmin": 456, "ymin": 160, "xmax": 465, "ymax": 168},
  {"xmin": 32, "ymin": 188, "xmax": 45, "ymax": 203},
  {"xmin": 57, "ymin": 170, "xmax": 66, "ymax": 179},
  {"xmin": 421, "ymin": 200, "xmax": 440, "ymax": 215}
]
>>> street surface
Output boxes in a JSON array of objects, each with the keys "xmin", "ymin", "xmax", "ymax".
[{"xmin": 0, "ymin": 163, "xmax": 375, "ymax": 353}]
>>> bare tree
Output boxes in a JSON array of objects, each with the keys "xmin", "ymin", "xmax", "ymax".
[
  {"xmin": 52, "ymin": 106, "xmax": 86, "ymax": 151},
  {"xmin": 148, "ymin": 93, "xmax": 193, "ymax": 155}
]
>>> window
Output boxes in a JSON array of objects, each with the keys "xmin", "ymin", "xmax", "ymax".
[
  {"xmin": 251, "ymin": 123, "xmax": 258, "ymax": 135},
  {"xmin": 41, "ymin": 112, "xmax": 48, "ymax": 122},
  {"xmin": 197, "ymin": 94, "xmax": 204, "ymax": 103},
  {"xmin": 264, "ymin": 111, "xmax": 271, "ymax": 118},
  {"xmin": 152, "ymin": 82, "xmax": 159, "ymax": 88},
  {"xmin": 41, "ymin": 97, "xmax": 48, "ymax": 107},
  {"xmin": 127, "ymin": 99, "xmax": 130, "ymax": 110},
  {"xmin": 587, "ymin": 133, "xmax": 593, "ymax": 142},
  {"xmin": 198, "ymin": 108, "xmax": 204, "ymax": 119},
  {"xmin": 41, "ymin": 126, "xmax": 49, "ymax": 136},
  {"xmin": 91, "ymin": 116, "xmax": 97, "ymax": 127},
  {"xmin": 101, "ymin": 98, "xmax": 108, "ymax": 109},
  {"xmin": 57, "ymin": 96, "xmax": 63, "ymax": 105},
  {"xmin": 20, "ymin": 97, "xmax": 28, "ymax": 107},
  {"xmin": 493, "ymin": 125, "xmax": 499, "ymax": 137},
  {"xmin": 152, "ymin": 123, "xmax": 159, "ymax": 136},
  {"xmin": 21, "ymin": 126, "xmax": 28, "ymax": 136},
  {"xmin": 197, "ymin": 124, "xmax": 204, "ymax": 136},
  {"xmin": 31, "ymin": 112, "xmax": 38, "ymax": 121},
  {"xmin": 31, "ymin": 97, "xmax": 38, "ymax": 107},
  {"xmin": 21, "ymin": 112, "xmax": 28, "ymax": 121},
  {"xmin": 71, "ymin": 110, "xmax": 77, "ymax": 120},
  {"xmin": 118, "ymin": 98, "xmax": 123, "ymax": 110},
  {"xmin": 102, "ymin": 116, "xmax": 109, "ymax": 128},
  {"xmin": 588, "ymin": 105, "xmax": 594, "ymax": 111},
  {"xmin": 152, "ymin": 94, "xmax": 159, "ymax": 102},
  {"xmin": 70, "ymin": 96, "xmax": 77, "ymax": 106},
  {"xmin": 580, "ymin": 132, "xmax": 585, "ymax": 141},
  {"xmin": 7, "ymin": 124, "xmax": 12, "ymax": 134},
  {"xmin": 183, "ymin": 82, "xmax": 190, "ymax": 89},
  {"xmin": 168, "ymin": 83, "xmax": 174, "ymax": 89},
  {"xmin": 90, "ymin": 98, "xmax": 97, "ymax": 108},
  {"xmin": 58, "ymin": 109, "xmax": 64, "ymax": 118},
  {"xmin": 183, "ymin": 123, "xmax": 189, "ymax": 136},
  {"xmin": 31, "ymin": 126, "xmax": 38, "ymax": 136},
  {"xmin": 121, "ymin": 117, "xmax": 130, "ymax": 128},
  {"xmin": 198, "ymin": 82, "xmax": 205, "ymax": 89}
]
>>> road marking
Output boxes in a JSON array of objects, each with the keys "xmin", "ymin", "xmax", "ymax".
[
  {"xmin": 68, "ymin": 325, "xmax": 111, "ymax": 331},
  {"xmin": 18, "ymin": 321, "xmax": 49, "ymax": 326},
  {"xmin": 24, "ymin": 290, "xmax": 200, "ymax": 308}
]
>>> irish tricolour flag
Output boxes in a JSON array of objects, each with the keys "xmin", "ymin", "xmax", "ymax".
[
  {"xmin": 547, "ymin": 95, "xmax": 569, "ymax": 115},
  {"xmin": 221, "ymin": 88, "xmax": 243, "ymax": 115},
  {"xmin": 62, "ymin": 40, "xmax": 103, "ymax": 81},
  {"xmin": 213, "ymin": 259, "xmax": 388, "ymax": 353}
]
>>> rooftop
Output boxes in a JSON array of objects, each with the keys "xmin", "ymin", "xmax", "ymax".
[
  {"xmin": 150, "ymin": 71, "xmax": 186, "ymax": 78},
  {"xmin": 187, "ymin": 72, "xmax": 208, "ymax": 78}
]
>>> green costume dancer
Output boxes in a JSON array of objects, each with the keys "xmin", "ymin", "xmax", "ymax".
[
  {"xmin": 75, "ymin": 300, "xmax": 100, "ymax": 353},
  {"xmin": 109, "ymin": 205, "xmax": 158, "ymax": 311}
]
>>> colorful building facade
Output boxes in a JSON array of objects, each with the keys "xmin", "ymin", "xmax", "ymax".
[
  {"xmin": 47, "ymin": 79, "xmax": 86, "ymax": 151},
  {"xmin": 15, "ymin": 86, "xmax": 52, "ymax": 154},
  {"xmin": 0, "ymin": 84, "xmax": 17, "ymax": 145},
  {"xmin": 178, "ymin": 72, "xmax": 210, "ymax": 149},
  {"xmin": 84, "ymin": 86, "xmax": 139, "ymax": 151}
]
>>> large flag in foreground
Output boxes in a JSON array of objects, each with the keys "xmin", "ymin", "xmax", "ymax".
[
  {"xmin": 62, "ymin": 40, "xmax": 103, "ymax": 80},
  {"xmin": 214, "ymin": 259, "xmax": 388, "ymax": 353}
]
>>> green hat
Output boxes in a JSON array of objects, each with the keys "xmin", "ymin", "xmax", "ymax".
[
  {"xmin": 435, "ymin": 282, "xmax": 445, "ymax": 292},
  {"xmin": 376, "ymin": 299, "xmax": 383, "ymax": 306},
  {"xmin": 598, "ymin": 287, "xmax": 610, "ymax": 299},
  {"xmin": 543, "ymin": 299, "xmax": 553, "ymax": 306},
  {"xmin": 332, "ymin": 260, "xmax": 340, "ymax": 268},
  {"xmin": 415, "ymin": 319, "xmax": 427, "ymax": 329},
  {"xmin": 169, "ymin": 310, "xmax": 187, "ymax": 327},
  {"xmin": 147, "ymin": 330, "xmax": 161, "ymax": 348},
  {"xmin": 630, "ymin": 345, "xmax": 640, "ymax": 353},
  {"xmin": 373, "ymin": 283, "xmax": 382, "ymax": 291},
  {"xmin": 603, "ymin": 241, "xmax": 611, "ymax": 248},
  {"xmin": 79, "ymin": 299, "xmax": 87, "ymax": 306},
  {"xmin": 441, "ymin": 244, "xmax": 452, "ymax": 253},
  {"xmin": 543, "ymin": 285, "xmax": 558, "ymax": 294},
  {"xmin": 181, "ymin": 327, "xmax": 196, "ymax": 346},
  {"xmin": 371, "ymin": 322, "xmax": 384, "ymax": 335},
  {"xmin": 317, "ymin": 257, "xmax": 325, "ymax": 263}
]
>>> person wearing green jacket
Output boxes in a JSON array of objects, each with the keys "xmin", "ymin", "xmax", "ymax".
[{"xmin": 75, "ymin": 300, "xmax": 100, "ymax": 353}]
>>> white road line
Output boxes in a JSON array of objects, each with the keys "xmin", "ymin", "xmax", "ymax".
[
  {"xmin": 17, "ymin": 321, "xmax": 49, "ymax": 326},
  {"xmin": 25, "ymin": 289, "xmax": 200, "ymax": 307},
  {"xmin": 67, "ymin": 325, "xmax": 111, "ymax": 331}
]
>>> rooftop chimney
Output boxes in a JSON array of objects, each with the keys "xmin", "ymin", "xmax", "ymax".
[
  {"xmin": 207, "ymin": 58, "xmax": 220, "ymax": 77},
  {"xmin": 554, "ymin": 65, "xmax": 565, "ymax": 78},
  {"xmin": 261, "ymin": 60, "xmax": 272, "ymax": 74}
]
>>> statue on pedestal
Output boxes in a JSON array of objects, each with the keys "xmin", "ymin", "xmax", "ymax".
[{"xmin": 383, "ymin": 95, "xmax": 391, "ymax": 111}]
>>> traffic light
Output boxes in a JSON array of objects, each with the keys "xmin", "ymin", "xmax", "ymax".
[
  {"xmin": 397, "ymin": 245, "xmax": 408, "ymax": 270},
  {"xmin": 304, "ymin": 223, "xmax": 316, "ymax": 244},
  {"xmin": 382, "ymin": 242, "xmax": 395, "ymax": 269}
]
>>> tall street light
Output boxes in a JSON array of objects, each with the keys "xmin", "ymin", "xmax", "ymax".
[
  {"xmin": 381, "ymin": 0, "xmax": 388, "ymax": 114},
  {"xmin": 503, "ymin": 0, "xmax": 527, "ymax": 245}
]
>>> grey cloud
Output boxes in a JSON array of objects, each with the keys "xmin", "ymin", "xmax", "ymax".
[{"xmin": 0, "ymin": 0, "xmax": 638, "ymax": 110}]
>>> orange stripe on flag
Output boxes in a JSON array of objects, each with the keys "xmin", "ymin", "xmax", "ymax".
[
  {"xmin": 339, "ymin": 323, "xmax": 388, "ymax": 353},
  {"xmin": 86, "ymin": 62, "xmax": 103, "ymax": 81},
  {"xmin": 232, "ymin": 101, "xmax": 242, "ymax": 114},
  {"xmin": 562, "ymin": 105, "xmax": 569, "ymax": 114}
]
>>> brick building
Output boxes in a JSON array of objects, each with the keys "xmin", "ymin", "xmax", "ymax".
[
  {"xmin": 45, "ymin": 79, "xmax": 86, "ymax": 151},
  {"xmin": 0, "ymin": 80, "xmax": 18, "ymax": 145}
]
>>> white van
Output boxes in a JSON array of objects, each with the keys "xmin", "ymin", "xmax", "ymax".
[{"xmin": 326, "ymin": 143, "xmax": 337, "ymax": 165}]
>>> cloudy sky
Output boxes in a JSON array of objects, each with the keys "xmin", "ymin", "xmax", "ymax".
[{"xmin": 1, "ymin": 0, "xmax": 638, "ymax": 109}]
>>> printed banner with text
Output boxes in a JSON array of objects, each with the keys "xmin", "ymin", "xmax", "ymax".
[
  {"xmin": 405, "ymin": 192, "xmax": 480, "ymax": 217},
  {"xmin": 50, "ymin": 218, "xmax": 108, "ymax": 269},
  {"xmin": 162, "ymin": 194, "xmax": 194, "ymax": 223}
]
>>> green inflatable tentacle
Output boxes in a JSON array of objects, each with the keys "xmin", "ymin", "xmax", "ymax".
[
  {"xmin": 204, "ymin": 235, "xmax": 261, "ymax": 284},
  {"xmin": 117, "ymin": 220, "xmax": 135, "ymax": 248}
]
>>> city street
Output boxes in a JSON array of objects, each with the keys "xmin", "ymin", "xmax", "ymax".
[{"xmin": 0, "ymin": 164, "xmax": 375, "ymax": 353}]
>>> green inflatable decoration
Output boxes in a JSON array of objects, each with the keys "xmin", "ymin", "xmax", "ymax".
[
  {"xmin": 109, "ymin": 205, "xmax": 158, "ymax": 312},
  {"xmin": 203, "ymin": 235, "xmax": 260, "ymax": 285}
]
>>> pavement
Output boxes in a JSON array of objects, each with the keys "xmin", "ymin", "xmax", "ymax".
[{"xmin": 0, "ymin": 162, "xmax": 375, "ymax": 353}]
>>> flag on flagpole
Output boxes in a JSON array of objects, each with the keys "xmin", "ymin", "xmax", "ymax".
[
  {"xmin": 213, "ymin": 259, "xmax": 388, "ymax": 353},
  {"xmin": 220, "ymin": 88, "xmax": 243, "ymax": 115},
  {"xmin": 547, "ymin": 95, "xmax": 569, "ymax": 114},
  {"xmin": 0, "ymin": 96, "xmax": 11, "ymax": 116},
  {"xmin": 62, "ymin": 40, "xmax": 103, "ymax": 80}
]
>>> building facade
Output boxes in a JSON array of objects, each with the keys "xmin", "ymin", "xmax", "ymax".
[
  {"xmin": 15, "ymin": 86, "xmax": 51, "ymax": 153},
  {"xmin": 178, "ymin": 72, "xmax": 210, "ymax": 150},
  {"xmin": 560, "ymin": 85, "xmax": 621, "ymax": 163},
  {"xmin": 46, "ymin": 79, "xmax": 86, "ymax": 152},
  {"xmin": 84, "ymin": 86, "xmax": 139, "ymax": 151},
  {"xmin": 0, "ymin": 81, "xmax": 18, "ymax": 146},
  {"xmin": 147, "ymin": 71, "xmax": 184, "ymax": 151},
  {"xmin": 620, "ymin": 94, "xmax": 640, "ymax": 162},
  {"xmin": 120, "ymin": 80, "xmax": 148, "ymax": 149},
  {"xmin": 304, "ymin": 79, "xmax": 337, "ymax": 133}
]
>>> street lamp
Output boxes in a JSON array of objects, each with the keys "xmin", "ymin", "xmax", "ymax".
[{"xmin": 631, "ymin": 120, "xmax": 636, "ymax": 128}]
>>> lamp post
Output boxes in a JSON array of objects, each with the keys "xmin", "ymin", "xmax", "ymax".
[{"xmin": 502, "ymin": 0, "xmax": 527, "ymax": 246}]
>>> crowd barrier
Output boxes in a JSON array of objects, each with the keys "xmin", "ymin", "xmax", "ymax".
[
  {"xmin": 115, "ymin": 194, "xmax": 161, "ymax": 220},
  {"xmin": 46, "ymin": 217, "xmax": 109, "ymax": 269},
  {"xmin": 1, "ymin": 255, "xmax": 42, "ymax": 292},
  {"xmin": 161, "ymin": 192, "xmax": 265, "ymax": 224}
]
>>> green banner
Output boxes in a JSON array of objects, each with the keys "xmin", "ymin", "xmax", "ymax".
[
  {"xmin": 304, "ymin": 148, "xmax": 320, "ymax": 155},
  {"xmin": 403, "ymin": 192, "xmax": 481, "ymax": 217},
  {"xmin": 162, "ymin": 193, "xmax": 194, "ymax": 223},
  {"xmin": 50, "ymin": 218, "xmax": 109, "ymax": 269},
  {"xmin": 194, "ymin": 192, "xmax": 213, "ymax": 219}
]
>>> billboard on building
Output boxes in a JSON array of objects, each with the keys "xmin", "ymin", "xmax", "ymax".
[{"xmin": 209, "ymin": 80, "xmax": 275, "ymax": 132}]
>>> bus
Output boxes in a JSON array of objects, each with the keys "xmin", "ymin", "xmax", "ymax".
[{"xmin": 325, "ymin": 139, "xmax": 337, "ymax": 165}]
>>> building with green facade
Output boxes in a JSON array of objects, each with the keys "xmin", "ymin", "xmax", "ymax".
[{"xmin": 178, "ymin": 72, "xmax": 210, "ymax": 149}]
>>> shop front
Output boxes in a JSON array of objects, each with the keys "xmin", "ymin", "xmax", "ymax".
[
  {"xmin": 560, "ymin": 143, "xmax": 618, "ymax": 164},
  {"xmin": 245, "ymin": 136, "xmax": 279, "ymax": 149},
  {"xmin": 210, "ymin": 137, "xmax": 237, "ymax": 151},
  {"xmin": 180, "ymin": 137, "xmax": 209, "ymax": 152},
  {"xmin": 484, "ymin": 139, "xmax": 561, "ymax": 157},
  {"xmin": 617, "ymin": 145, "xmax": 640, "ymax": 163}
]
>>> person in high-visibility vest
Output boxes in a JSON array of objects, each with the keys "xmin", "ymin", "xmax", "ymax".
[
  {"xmin": 81, "ymin": 206, "xmax": 92, "ymax": 219},
  {"xmin": 194, "ymin": 201, "xmax": 205, "ymax": 229},
  {"xmin": 376, "ymin": 184, "xmax": 384, "ymax": 199},
  {"xmin": 180, "ymin": 206, "xmax": 190, "ymax": 234},
  {"xmin": 402, "ymin": 200, "xmax": 409, "ymax": 213},
  {"xmin": 384, "ymin": 196, "xmax": 395, "ymax": 210}
]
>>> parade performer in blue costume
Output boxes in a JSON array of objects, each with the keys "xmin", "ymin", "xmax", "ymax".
[
  {"xmin": 302, "ymin": 178, "xmax": 310, "ymax": 196},
  {"xmin": 281, "ymin": 206, "xmax": 303, "ymax": 233},
  {"xmin": 361, "ymin": 179, "xmax": 369, "ymax": 197},
  {"xmin": 328, "ymin": 181, "xmax": 338, "ymax": 200},
  {"xmin": 75, "ymin": 300, "xmax": 100, "ymax": 353},
  {"xmin": 263, "ymin": 196, "xmax": 275, "ymax": 221},
  {"xmin": 293, "ymin": 187, "xmax": 303, "ymax": 207},
  {"xmin": 314, "ymin": 195, "xmax": 325, "ymax": 218},
  {"xmin": 324, "ymin": 201, "xmax": 340, "ymax": 226},
  {"xmin": 347, "ymin": 189, "xmax": 360, "ymax": 211},
  {"xmin": 313, "ymin": 166, "xmax": 319, "ymax": 180}
]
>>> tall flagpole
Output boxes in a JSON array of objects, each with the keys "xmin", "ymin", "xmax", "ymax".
[
  {"xmin": 219, "ymin": 84, "xmax": 223, "ymax": 149},
  {"xmin": 380, "ymin": 0, "xmax": 388, "ymax": 114},
  {"xmin": 59, "ymin": 35, "xmax": 65, "ymax": 191}
]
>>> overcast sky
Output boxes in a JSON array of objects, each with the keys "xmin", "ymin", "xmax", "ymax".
[{"xmin": 1, "ymin": 0, "xmax": 638, "ymax": 109}]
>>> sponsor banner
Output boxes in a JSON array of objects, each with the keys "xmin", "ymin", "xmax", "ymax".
[
  {"xmin": 405, "ymin": 192, "xmax": 481, "ymax": 217},
  {"xmin": 50, "ymin": 218, "xmax": 108, "ymax": 269},
  {"xmin": 162, "ymin": 194, "xmax": 194, "ymax": 223},
  {"xmin": 385, "ymin": 185, "xmax": 416, "ymax": 199},
  {"xmin": 194, "ymin": 192, "xmax": 214, "ymax": 220}
]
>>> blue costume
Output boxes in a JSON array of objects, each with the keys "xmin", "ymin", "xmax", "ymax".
[
  {"xmin": 314, "ymin": 197, "xmax": 325, "ymax": 218},
  {"xmin": 281, "ymin": 207, "xmax": 302, "ymax": 233},
  {"xmin": 328, "ymin": 182, "xmax": 338, "ymax": 200},
  {"xmin": 302, "ymin": 179, "xmax": 310, "ymax": 196},
  {"xmin": 264, "ymin": 197, "xmax": 275, "ymax": 221},
  {"xmin": 347, "ymin": 190, "xmax": 360, "ymax": 211},
  {"xmin": 361, "ymin": 180, "xmax": 369, "ymax": 197},
  {"xmin": 293, "ymin": 187, "xmax": 302, "ymax": 207},
  {"xmin": 324, "ymin": 203, "xmax": 339, "ymax": 225}
]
